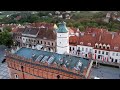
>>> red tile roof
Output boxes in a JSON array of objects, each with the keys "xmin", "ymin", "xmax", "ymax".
[
  {"xmin": 85, "ymin": 27, "xmax": 108, "ymax": 34},
  {"xmin": 69, "ymin": 36, "xmax": 79, "ymax": 46},
  {"xmin": 79, "ymin": 33, "xmax": 96, "ymax": 47}
]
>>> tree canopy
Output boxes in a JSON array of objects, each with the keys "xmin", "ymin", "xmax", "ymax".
[{"xmin": 0, "ymin": 31, "xmax": 13, "ymax": 47}]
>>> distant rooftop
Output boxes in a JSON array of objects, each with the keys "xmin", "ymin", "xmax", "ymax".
[{"xmin": 15, "ymin": 48, "xmax": 90, "ymax": 72}]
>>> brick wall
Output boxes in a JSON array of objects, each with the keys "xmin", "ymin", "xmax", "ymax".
[{"xmin": 6, "ymin": 57, "xmax": 85, "ymax": 79}]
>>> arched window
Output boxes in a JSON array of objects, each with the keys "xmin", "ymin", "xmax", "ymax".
[
  {"xmin": 107, "ymin": 44, "xmax": 110, "ymax": 49},
  {"xmin": 103, "ymin": 44, "xmax": 106, "ymax": 49},
  {"xmin": 95, "ymin": 43, "xmax": 98, "ymax": 48},
  {"xmin": 14, "ymin": 74, "xmax": 19, "ymax": 79},
  {"xmin": 37, "ymin": 40, "xmax": 39, "ymax": 44},
  {"xmin": 99, "ymin": 43, "xmax": 102, "ymax": 49}
]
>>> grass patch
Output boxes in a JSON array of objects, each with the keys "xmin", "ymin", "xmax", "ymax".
[{"xmin": 0, "ymin": 15, "xmax": 6, "ymax": 19}]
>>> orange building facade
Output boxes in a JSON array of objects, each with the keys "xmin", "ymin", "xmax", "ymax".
[{"xmin": 5, "ymin": 48, "xmax": 92, "ymax": 79}]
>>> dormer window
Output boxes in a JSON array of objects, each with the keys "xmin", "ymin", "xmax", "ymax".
[
  {"xmin": 95, "ymin": 43, "xmax": 98, "ymax": 48},
  {"xmin": 88, "ymin": 43, "xmax": 91, "ymax": 46},
  {"xmin": 80, "ymin": 42, "xmax": 83, "ymax": 45},
  {"xmin": 114, "ymin": 47, "xmax": 119, "ymax": 50},
  {"xmin": 99, "ymin": 44, "xmax": 102, "ymax": 49},
  {"xmin": 103, "ymin": 44, "xmax": 106, "ymax": 49},
  {"xmin": 107, "ymin": 44, "xmax": 110, "ymax": 49}
]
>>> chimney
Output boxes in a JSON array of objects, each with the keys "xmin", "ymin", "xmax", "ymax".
[
  {"xmin": 92, "ymin": 33, "xmax": 95, "ymax": 37},
  {"xmin": 112, "ymin": 33, "xmax": 114, "ymax": 39},
  {"xmin": 99, "ymin": 35, "xmax": 101, "ymax": 41}
]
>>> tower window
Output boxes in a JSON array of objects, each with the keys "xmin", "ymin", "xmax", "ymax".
[
  {"xmin": 52, "ymin": 43, "xmax": 53, "ymax": 46},
  {"xmin": 41, "ymin": 41, "xmax": 42, "ymax": 44}
]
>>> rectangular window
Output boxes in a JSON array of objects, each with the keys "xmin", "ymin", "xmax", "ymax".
[
  {"xmin": 86, "ymin": 48, "xmax": 88, "ymax": 52},
  {"xmin": 116, "ymin": 53, "xmax": 118, "ymax": 56},
  {"xmin": 112, "ymin": 53, "xmax": 115, "ymax": 56},
  {"xmin": 37, "ymin": 40, "xmax": 39, "ymax": 44},
  {"xmin": 48, "ymin": 42, "xmax": 50, "ymax": 45},
  {"xmin": 106, "ymin": 52, "xmax": 108, "ymax": 55},
  {"xmin": 52, "ymin": 43, "xmax": 53, "ymax": 46},
  {"xmin": 95, "ymin": 50, "xmax": 97, "ymax": 53},
  {"xmin": 82, "ymin": 48, "xmax": 84, "ymax": 51},
  {"xmin": 102, "ymin": 51, "xmax": 104, "ymax": 54},
  {"xmin": 78, "ymin": 47, "xmax": 80, "ymax": 50},
  {"xmin": 89, "ymin": 49, "xmax": 92, "ymax": 52},
  {"xmin": 73, "ymin": 47, "xmax": 74, "ymax": 50},
  {"xmin": 99, "ymin": 51, "xmax": 101, "ymax": 54},
  {"xmin": 41, "ymin": 41, "xmax": 42, "ymax": 44},
  {"xmin": 98, "ymin": 55, "xmax": 101, "ymax": 59}
]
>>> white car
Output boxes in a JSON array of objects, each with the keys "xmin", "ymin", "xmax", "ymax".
[{"xmin": 94, "ymin": 77, "xmax": 100, "ymax": 79}]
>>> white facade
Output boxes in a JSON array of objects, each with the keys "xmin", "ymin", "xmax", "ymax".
[
  {"xmin": 69, "ymin": 45, "xmax": 77, "ymax": 55},
  {"xmin": 77, "ymin": 45, "xmax": 93, "ymax": 58},
  {"xmin": 109, "ymin": 51, "xmax": 120, "ymax": 63},
  {"xmin": 57, "ymin": 33, "xmax": 69, "ymax": 54},
  {"xmin": 93, "ymin": 49, "xmax": 110, "ymax": 62}
]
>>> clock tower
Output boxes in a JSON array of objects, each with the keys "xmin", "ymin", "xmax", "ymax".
[{"xmin": 56, "ymin": 21, "xmax": 69, "ymax": 54}]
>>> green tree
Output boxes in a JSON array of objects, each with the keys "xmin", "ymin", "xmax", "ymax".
[
  {"xmin": 3, "ymin": 26, "xmax": 12, "ymax": 32},
  {"xmin": 0, "ymin": 31, "xmax": 13, "ymax": 47}
]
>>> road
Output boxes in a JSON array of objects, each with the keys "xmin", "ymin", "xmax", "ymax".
[{"xmin": 0, "ymin": 45, "xmax": 10, "ymax": 79}]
